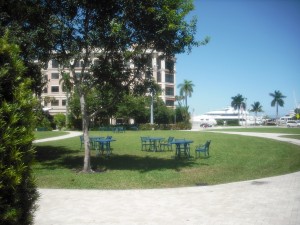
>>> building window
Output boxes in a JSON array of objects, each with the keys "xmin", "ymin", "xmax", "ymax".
[
  {"xmin": 156, "ymin": 57, "xmax": 162, "ymax": 69},
  {"xmin": 157, "ymin": 71, "xmax": 161, "ymax": 82},
  {"xmin": 165, "ymin": 59, "xmax": 174, "ymax": 71},
  {"xmin": 93, "ymin": 59, "xmax": 100, "ymax": 66},
  {"xmin": 75, "ymin": 73, "xmax": 81, "ymax": 79},
  {"xmin": 147, "ymin": 56, "xmax": 152, "ymax": 68},
  {"xmin": 166, "ymin": 100, "xmax": 174, "ymax": 107},
  {"xmin": 42, "ymin": 87, "xmax": 48, "ymax": 93},
  {"xmin": 51, "ymin": 73, "xmax": 59, "ymax": 79},
  {"xmin": 165, "ymin": 73, "xmax": 174, "ymax": 83},
  {"xmin": 74, "ymin": 60, "xmax": 80, "ymax": 68},
  {"xmin": 165, "ymin": 87, "xmax": 174, "ymax": 96},
  {"xmin": 62, "ymin": 99, "xmax": 66, "ymax": 106},
  {"xmin": 52, "ymin": 60, "xmax": 59, "ymax": 68},
  {"xmin": 51, "ymin": 100, "xmax": 59, "ymax": 106},
  {"xmin": 51, "ymin": 86, "xmax": 59, "ymax": 93}
]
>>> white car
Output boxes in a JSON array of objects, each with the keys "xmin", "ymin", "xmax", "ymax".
[{"xmin": 286, "ymin": 121, "xmax": 299, "ymax": 128}]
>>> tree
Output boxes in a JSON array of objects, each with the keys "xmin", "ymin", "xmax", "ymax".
[
  {"xmin": 59, "ymin": 72, "xmax": 73, "ymax": 128},
  {"xmin": 250, "ymin": 101, "xmax": 263, "ymax": 124},
  {"xmin": 116, "ymin": 95, "xmax": 149, "ymax": 124},
  {"xmin": 294, "ymin": 108, "xmax": 300, "ymax": 120},
  {"xmin": 174, "ymin": 95, "xmax": 190, "ymax": 126},
  {"xmin": 2, "ymin": 0, "xmax": 209, "ymax": 172},
  {"xmin": 269, "ymin": 90, "xmax": 286, "ymax": 120},
  {"xmin": 0, "ymin": 35, "xmax": 38, "ymax": 225},
  {"xmin": 177, "ymin": 80, "xmax": 195, "ymax": 108},
  {"xmin": 231, "ymin": 94, "xmax": 246, "ymax": 123},
  {"xmin": 48, "ymin": 0, "xmax": 207, "ymax": 172},
  {"xmin": 0, "ymin": 1, "xmax": 54, "ymax": 95}
]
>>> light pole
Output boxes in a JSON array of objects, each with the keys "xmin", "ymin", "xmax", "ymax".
[{"xmin": 150, "ymin": 91, "xmax": 154, "ymax": 124}]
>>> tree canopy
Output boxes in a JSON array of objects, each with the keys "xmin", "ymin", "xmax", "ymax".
[{"xmin": 231, "ymin": 94, "xmax": 246, "ymax": 112}]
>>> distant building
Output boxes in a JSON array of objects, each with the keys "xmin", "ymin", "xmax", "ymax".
[{"xmin": 40, "ymin": 52, "xmax": 176, "ymax": 116}]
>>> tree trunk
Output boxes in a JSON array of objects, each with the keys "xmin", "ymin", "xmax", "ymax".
[
  {"xmin": 80, "ymin": 92, "xmax": 92, "ymax": 172},
  {"xmin": 65, "ymin": 91, "xmax": 69, "ymax": 128}
]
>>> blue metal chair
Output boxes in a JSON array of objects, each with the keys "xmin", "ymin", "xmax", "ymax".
[
  {"xmin": 195, "ymin": 140, "xmax": 211, "ymax": 158},
  {"xmin": 140, "ymin": 137, "xmax": 150, "ymax": 151},
  {"xmin": 160, "ymin": 137, "xmax": 174, "ymax": 151}
]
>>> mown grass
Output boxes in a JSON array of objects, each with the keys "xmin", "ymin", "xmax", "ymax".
[{"xmin": 33, "ymin": 129, "xmax": 300, "ymax": 189}]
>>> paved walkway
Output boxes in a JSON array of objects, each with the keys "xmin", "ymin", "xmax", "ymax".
[
  {"xmin": 210, "ymin": 131, "xmax": 300, "ymax": 146},
  {"xmin": 34, "ymin": 131, "xmax": 300, "ymax": 225},
  {"xmin": 33, "ymin": 131, "xmax": 82, "ymax": 143}
]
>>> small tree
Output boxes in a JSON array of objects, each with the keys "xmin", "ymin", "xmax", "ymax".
[
  {"xmin": 250, "ymin": 101, "xmax": 263, "ymax": 124},
  {"xmin": 269, "ymin": 90, "xmax": 286, "ymax": 121},
  {"xmin": 0, "ymin": 35, "xmax": 38, "ymax": 225},
  {"xmin": 231, "ymin": 94, "xmax": 246, "ymax": 124},
  {"xmin": 59, "ymin": 72, "xmax": 73, "ymax": 129},
  {"xmin": 54, "ymin": 113, "xmax": 66, "ymax": 130},
  {"xmin": 177, "ymin": 80, "xmax": 195, "ymax": 108}
]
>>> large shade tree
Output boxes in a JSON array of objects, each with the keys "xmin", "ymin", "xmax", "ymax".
[
  {"xmin": 49, "ymin": 0, "xmax": 207, "ymax": 172},
  {"xmin": 270, "ymin": 90, "xmax": 286, "ymax": 120},
  {"xmin": 2, "ymin": 0, "xmax": 209, "ymax": 172}
]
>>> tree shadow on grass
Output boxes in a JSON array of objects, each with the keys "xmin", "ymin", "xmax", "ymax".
[
  {"xmin": 91, "ymin": 154, "xmax": 195, "ymax": 173},
  {"xmin": 35, "ymin": 145, "xmax": 80, "ymax": 170},
  {"xmin": 35, "ymin": 145, "xmax": 195, "ymax": 172}
]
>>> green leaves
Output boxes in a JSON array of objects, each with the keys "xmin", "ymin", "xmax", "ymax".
[{"xmin": 0, "ymin": 35, "xmax": 38, "ymax": 225}]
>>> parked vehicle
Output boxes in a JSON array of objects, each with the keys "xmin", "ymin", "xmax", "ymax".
[
  {"xmin": 200, "ymin": 123, "xmax": 213, "ymax": 128},
  {"xmin": 286, "ymin": 121, "xmax": 299, "ymax": 128}
]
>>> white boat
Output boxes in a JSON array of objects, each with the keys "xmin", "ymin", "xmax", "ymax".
[{"xmin": 192, "ymin": 106, "xmax": 262, "ymax": 127}]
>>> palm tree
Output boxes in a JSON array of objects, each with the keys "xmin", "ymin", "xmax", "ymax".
[
  {"xmin": 231, "ymin": 94, "xmax": 246, "ymax": 124},
  {"xmin": 250, "ymin": 101, "xmax": 263, "ymax": 124},
  {"xmin": 59, "ymin": 72, "xmax": 73, "ymax": 128},
  {"xmin": 269, "ymin": 90, "xmax": 286, "ymax": 121},
  {"xmin": 177, "ymin": 80, "xmax": 194, "ymax": 108}
]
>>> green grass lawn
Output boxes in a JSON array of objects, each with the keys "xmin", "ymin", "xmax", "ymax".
[{"xmin": 33, "ymin": 128, "xmax": 300, "ymax": 189}]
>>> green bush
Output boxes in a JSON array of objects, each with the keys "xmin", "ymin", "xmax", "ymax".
[
  {"xmin": 0, "ymin": 35, "xmax": 38, "ymax": 225},
  {"xmin": 54, "ymin": 113, "xmax": 66, "ymax": 130}
]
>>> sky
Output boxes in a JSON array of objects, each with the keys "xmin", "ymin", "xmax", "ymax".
[{"xmin": 175, "ymin": 0, "xmax": 300, "ymax": 118}]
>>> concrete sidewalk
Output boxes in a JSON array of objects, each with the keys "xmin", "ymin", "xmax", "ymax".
[
  {"xmin": 34, "ymin": 172, "xmax": 300, "ymax": 225},
  {"xmin": 210, "ymin": 131, "xmax": 300, "ymax": 146},
  {"xmin": 33, "ymin": 131, "xmax": 82, "ymax": 143}
]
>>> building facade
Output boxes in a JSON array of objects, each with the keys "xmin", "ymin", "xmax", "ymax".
[{"xmin": 41, "ymin": 53, "xmax": 176, "ymax": 116}]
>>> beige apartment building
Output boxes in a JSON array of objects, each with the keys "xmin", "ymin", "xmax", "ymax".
[{"xmin": 41, "ymin": 53, "xmax": 176, "ymax": 120}]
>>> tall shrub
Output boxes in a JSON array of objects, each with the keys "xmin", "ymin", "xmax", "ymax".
[{"xmin": 0, "ymin": 35, "xmax": 38, "ymax": 225}]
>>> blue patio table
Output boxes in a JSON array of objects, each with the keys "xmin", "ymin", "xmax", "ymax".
[
  {"xmin": 94, "ymin": 138, "xmax": 116, "ymax": 156},
  {"xmin": 170, "ymin": 139, "xmax": 193, "ymax": 158},
  {"xmin": 89, "ymin": 137, "xmax": 105, "ymax": 149},
  {"xmin": 148, "ymin": 137, "xmax": 164, "ymax": 151}
]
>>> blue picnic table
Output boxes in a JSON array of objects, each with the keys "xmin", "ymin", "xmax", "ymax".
[
  {"xmin": 171, "ymin": 139, "xmax": 193, "ymax": 158},
  {"xmin": 148, "ymin": 137, "xmax": 164, "ymax": 151},
  {"xmin": 93, "ymin": 138, "xmax": 116, "ymax": 156}
]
